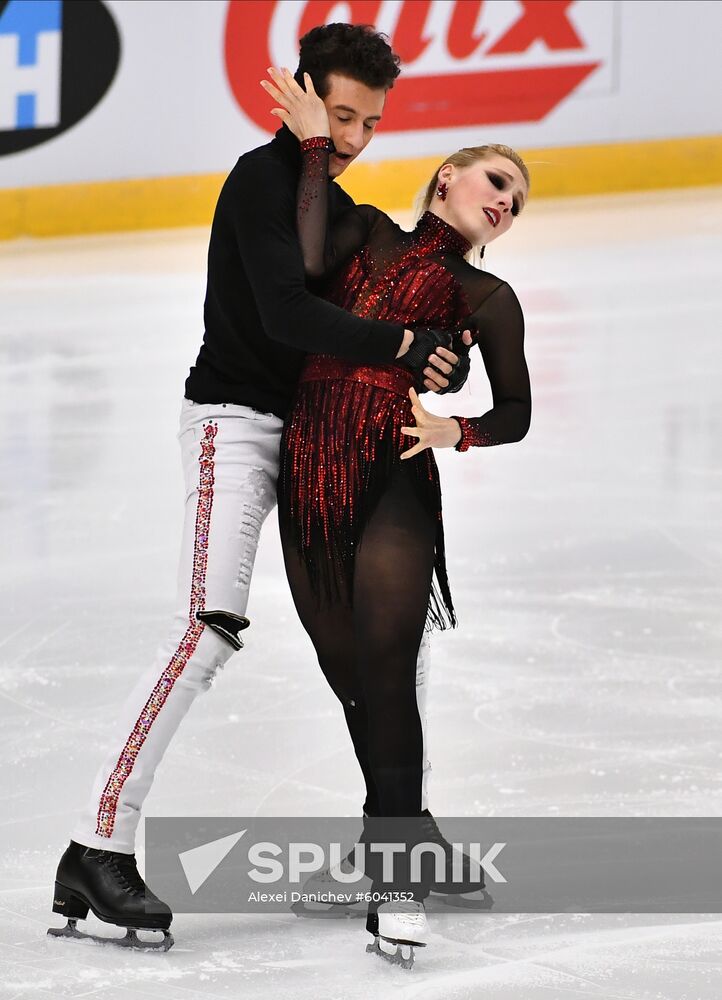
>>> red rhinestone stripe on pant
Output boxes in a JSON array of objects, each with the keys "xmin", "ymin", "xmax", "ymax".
[{"xmin": 94, "ymin": 421, "xmax": 219, "ymax": 839}]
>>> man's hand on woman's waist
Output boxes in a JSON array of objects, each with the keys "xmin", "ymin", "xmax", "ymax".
[{"xmin": 395, "ymin": 328, "xmax": 474, "ymax": 394}]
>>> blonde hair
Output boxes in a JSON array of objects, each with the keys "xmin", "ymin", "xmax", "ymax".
[{"xmin": 416, "ymin": 144, "xmax": 530, "ymax": 265}]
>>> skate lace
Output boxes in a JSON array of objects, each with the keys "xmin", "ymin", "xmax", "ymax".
[
  {"xmin": 390, "ymin": 900, "xmax": 425, "ymax": 924},
  {"xmin": 419, "ymin": 813, "xmax": 474, "ymax": 880},
  {"xmin": 100, "ymin": 852, "xmax": 147, "ymax": 896},
  {"xmin": 420, "ymin": 812, "xmax": 450, "ymax": 849}
]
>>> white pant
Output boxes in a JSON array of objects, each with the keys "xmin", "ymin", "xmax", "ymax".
[{"xmin": 73, "ymin": 399, "xmax": 432, "ymax": 853}]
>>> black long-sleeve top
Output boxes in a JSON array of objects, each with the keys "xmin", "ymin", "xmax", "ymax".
[
  {"xmin": 296, "ymin": 143, "xmax": 532, "ymax": 449},
  {"xmin": 184, "ymin": 127, "xmax": 405, "ymax": 418}
]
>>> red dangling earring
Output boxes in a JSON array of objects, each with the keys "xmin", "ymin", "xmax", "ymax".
[{"xmin": 436, "ymin": 181, "xmax": 448, "ymax": 201}]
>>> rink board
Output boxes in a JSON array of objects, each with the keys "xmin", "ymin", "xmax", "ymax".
[{"xmin": 2, "ymin": 0, "xmax": 722, "ymax": 237}]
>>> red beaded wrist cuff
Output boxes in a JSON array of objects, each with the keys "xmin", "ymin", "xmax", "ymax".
[
  {"xmin": 452, "ymin": 416, "xmax": 472, "ymax": 452},
  {"xmin": 300, "ymin": 136, "xmax": 334, "ymax": 152}
]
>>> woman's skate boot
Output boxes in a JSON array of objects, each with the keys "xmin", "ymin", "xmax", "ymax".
[
  {"xmin": 366, "ymin": 900, "xmax": 427, "ymax": 970},
  {"xmin": 292, "ymin": 846, "xmax": 371, "ymax": 917},
  {"xmin": 47, "ymin": 841, "xmax": 173, "ymax": 951},
  {"xmin": 292, "ymin": 814, "xmax": 373, "ymax": 917}
]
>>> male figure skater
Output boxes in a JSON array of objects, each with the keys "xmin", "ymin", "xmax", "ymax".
[{"xmin": 48, "ymin": 23, "xmax": 469, "ymax": 950}]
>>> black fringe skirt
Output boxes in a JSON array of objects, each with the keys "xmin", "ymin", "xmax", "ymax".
[{"xmin": 277, "ymin": 356, "xmax": 456, "ymax": 632}]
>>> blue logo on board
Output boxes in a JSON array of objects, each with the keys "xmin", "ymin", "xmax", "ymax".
[
  {"xmin": 0, "ymin": 0, "xmax": 63, "ymax": 131},
  {"xmin": 0, "ymin": 0, "xmax": 120, "ymax": 155}
]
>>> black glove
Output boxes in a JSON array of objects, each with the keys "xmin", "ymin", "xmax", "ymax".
[
  {"xmin": 440, "ymin": 327, "xmax": 476, "ymax": 395},
  {"xmin": 397, "ymin": 327, "xmax": 454, "ymax": 379}
]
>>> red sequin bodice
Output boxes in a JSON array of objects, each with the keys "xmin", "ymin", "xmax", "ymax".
[
  {"xmin": 300, "ymin": 211, "xmax": 471, "ymax": 392},
  {"xmin": 326, "ymin": 211, "xmax": 470, "ymax": 323}
]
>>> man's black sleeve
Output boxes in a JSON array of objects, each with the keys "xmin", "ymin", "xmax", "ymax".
[{"xmin": 230, "ymin": 155, "xmax": 405, "ymax": 362}]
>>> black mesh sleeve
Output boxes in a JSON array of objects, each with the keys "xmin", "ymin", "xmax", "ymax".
[
  {"xmin": 297, "ymin": 140, "xmax": 380, "ymax": 278},
  {"xmin": 452, "ymin": 282, "xmax": 531, "ymax": 449},
  {"xmin": 231, "ymin": 154, "xmax": 404, "ymax": 362}
]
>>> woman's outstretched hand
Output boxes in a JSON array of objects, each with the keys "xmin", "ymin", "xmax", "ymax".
[
  {"xmin": 260, "ymin": 67, "xmax": 330, "ymax": 142},
  {"xmin": 401, "ymin": 388, "xmax": 462, "ymax": 459}
]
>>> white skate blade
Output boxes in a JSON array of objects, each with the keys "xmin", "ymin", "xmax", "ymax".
[
  {"xmin": 366, "ymin": 935, "xmax": 418, "ymax": 970},
  {"xmin": 291, "ymin": 898, "xmax": 364, "ymax": 919},
  {"xmin": 47, "ymin": 919, "xmax": 174, "ymax": 952},
  {"xmin": 295, "ymin": 897, "xmax": 363, "ymax": 911},
  {"xmin": 381, "ymin": 934, "xmax": 427, "ymax": 948}
]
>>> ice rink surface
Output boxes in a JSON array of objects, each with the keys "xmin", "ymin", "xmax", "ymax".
[{"xmin": 1, "ymin": 185, "xmax": 722, "ymax": 998}]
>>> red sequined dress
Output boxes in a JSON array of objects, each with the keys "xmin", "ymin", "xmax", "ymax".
[{"xmin": 277, "ymin": 142, "xmax": 532, "ymax": 629}]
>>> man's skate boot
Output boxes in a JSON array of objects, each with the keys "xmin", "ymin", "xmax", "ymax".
[
  {"xmin": 48, "ymin": 841, "xmax": 173, "ymax": 950},
  {"xmin": 420, "ymin": 810, "xmax": 493, "ymax": 908},
  {"xmin": 366, "ymin": 900, "xmax": 427, "ymax": 970}
]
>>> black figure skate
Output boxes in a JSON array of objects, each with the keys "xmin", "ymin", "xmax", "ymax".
[
  {"xmin": 421, "ymin": 811, "xmax": 494, "ymax": 909},
  {"xmin": 47, "ymin": 841, "xmax": 173, "ymax": 951}
]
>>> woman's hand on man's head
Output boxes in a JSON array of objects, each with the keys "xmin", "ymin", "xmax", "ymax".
[{"xmin": 260, "ymin": 67, "xmax": 331, "ymax": 142}]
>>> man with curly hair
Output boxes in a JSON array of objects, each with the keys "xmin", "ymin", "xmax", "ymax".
[{"xmin": 48, "ymin": 23, "xmax": 468, "ymax": 950}]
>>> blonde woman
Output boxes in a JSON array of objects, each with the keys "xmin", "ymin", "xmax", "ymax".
[{"xmin": 266, "ymin": 68, "xmax": 531, "ymax": 966}]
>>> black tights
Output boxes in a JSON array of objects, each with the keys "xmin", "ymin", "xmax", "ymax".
[{"xmin": 280, "ymin": 470, "xmax": 437, "ymax": 817}]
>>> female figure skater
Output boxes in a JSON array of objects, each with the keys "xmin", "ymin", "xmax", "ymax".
[{"xmin": 266, "ymin": 68, "xmax": 531, "ymax": 966}]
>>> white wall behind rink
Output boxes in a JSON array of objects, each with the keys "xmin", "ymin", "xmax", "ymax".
[{"xmin": 2, "ymin": 0, "xmax": 721, "ymax": 190}]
